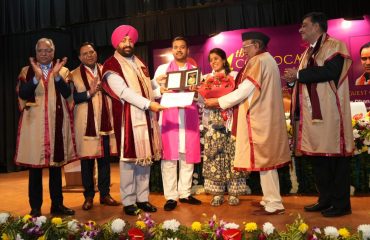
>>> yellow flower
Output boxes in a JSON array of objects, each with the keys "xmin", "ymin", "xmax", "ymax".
[
  {"xmin": 298, "ymin": 223, "xmax": 309, "ymax": 234},
  {"xmin": 191, "ymin": 221, "xmax": 202, "ymax": 231},
  {"xmin": 136, "ymin": 220, "xmax": 146, "ymax": 229},
  {"xmin": 352, "ymin": 119, "xmax": 356, "ymax": 127},
  {"xmin": 245, "ymin": 222, "xmax": 258, "ymax": 232},
  {"xmin": 361, "ymin": 145, "xmax": 368, "ymax": 152},
  {"xmin": 37, "ymin": 236, "xmax": 46, "ymax": 240},
  {"xmin": 1, "ymin": 233, "xmax": 9, "ymax": 240},
  {"xmin": 51, "ymin": 217, "xmax": 63, "ymax": 225},
  {"xmin": 338, "ymin": 228, "xmax": 350, "ymax": 238},
  {"xmin": 22, "ymin": 214, "xmax": 32, "ymax": 222}
]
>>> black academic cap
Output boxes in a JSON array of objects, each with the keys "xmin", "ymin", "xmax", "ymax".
[{"xmin": 241, "ymin": 31, "xmax": 270, "ymax": 46}]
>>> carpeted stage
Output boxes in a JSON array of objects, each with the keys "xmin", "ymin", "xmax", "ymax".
[{"xmin": 0, "ymin": 163, "xmax": 369, "ymax": 230}]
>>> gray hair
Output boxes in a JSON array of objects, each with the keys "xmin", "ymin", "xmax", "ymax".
[{"xmin": 35, "ymin": 38, "xmax": 55, "ymax": 51}]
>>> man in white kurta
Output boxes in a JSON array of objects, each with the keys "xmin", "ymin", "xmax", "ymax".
[
  {"xmin": 153, "ymin": 37, "xmax": 202, "ymax": 211},
  {"xmin": 206, "ymin": 31, "xmax": 291, "ymax": 215},
  {"xmin": 102, "ymin": 25, "xmax": 164, "ymax": 216}
]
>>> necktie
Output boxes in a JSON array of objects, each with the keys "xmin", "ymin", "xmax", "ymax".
[{"xmin": 41, "ymin": 65, "xmax": 49, "ymax": 80}]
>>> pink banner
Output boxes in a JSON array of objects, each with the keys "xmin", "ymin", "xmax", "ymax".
[{"xmin": 153, "ymin": 15, "xmax": 370, "ymax": 110}]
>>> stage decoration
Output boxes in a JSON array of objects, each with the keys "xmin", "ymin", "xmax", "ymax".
[
  {"xmin": 352, "ymin": 111, "xmax": 370, "ymax": 155},
  {"xmin": 1, "ymin": 213, "xmax": 369, "ymax": 240}
]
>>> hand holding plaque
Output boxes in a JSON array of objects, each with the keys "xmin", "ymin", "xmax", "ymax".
[{"xmin": 165, "ymin": 68, "xmax": 200, "ymax": 91}]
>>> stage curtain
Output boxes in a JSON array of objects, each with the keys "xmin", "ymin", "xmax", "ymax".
[
  {"xmin": 2, "ymin": 1, "xmax": 370, "ymax": 39},
  {"xmin": 1, "ymin": 0, "xmax": 370, "ymax": 195}
]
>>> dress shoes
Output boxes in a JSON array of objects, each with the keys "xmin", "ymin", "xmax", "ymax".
[
  {"xmin": 50, "ymin": 205, "xmax": 75, "ymax": 216},
  {"xmin": 82, "ymin": 197, "xmax": 94, "ymax": 210},
  {"xmin": 136, "ymin": 201, "xmax": 157, "ymax": 212},
  {"xmin": 123, "ymin": 204, "xmax": 141, "ymax": 216},
  {"xmin": 30, "ymin": 208, "xmax": 41, "ymax": 217},
  {"xmin": 100, "ymin": 195, "xmax": 120, "ymax": 206},
  {"xmin": 321, "ymin": 206, "xmax": 352, "ymax": 217},
  {"xmin": 304, "ymin": 202, "xmax": 331, "ymax": 212},
  {"xmin": 252, "ymin": 208, "xmax": 285, "ymax": 215},
  {"xmin": 179, "ymin": 195, "xmax": 201, "ymax": 205},
  {"xmin": 164, "ymin": 200, "xmax": 177, "ymax": 211}
]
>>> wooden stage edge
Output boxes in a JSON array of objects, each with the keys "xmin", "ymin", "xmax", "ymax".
[{"xmin": 0, "ymin": 163, "xmax": 369, "ymax": 231}]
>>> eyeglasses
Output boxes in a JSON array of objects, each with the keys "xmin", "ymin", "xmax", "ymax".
[
  {"xmin": 37, "ymin": 48, "xmax": 54, "ymax": 53},
  {"xmin": 242, "ymin": 43, "xmax": 254, "ymax": 49},
  {"xmin": 361, "ymin": 57, "xmax": 370, "ymax": 61}
]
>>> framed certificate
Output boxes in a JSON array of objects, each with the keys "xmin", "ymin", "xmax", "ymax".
[{"xmin": 165, "ymin": 68, "xmax": 200, "ymax": 90}]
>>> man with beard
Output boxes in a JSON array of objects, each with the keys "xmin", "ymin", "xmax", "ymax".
[
  {"xmin": 15, "ymin": 38, "xmax": 76, "ymax": 217},
  {"xmin": 102, "ymin": 25, "xmax": 165, "ymax": 216},
  {"xmin": 153, "ymin": 36, "xmax": 202, "ymax": 211},
  {"xmin": 283, "ymin": 12, "xmax": 353, "ymax": 217},
  {"xmin": 355, "ymin": 42, "xmax": 370, "ymax": 85},
  {"xmin": 71, "ymin": 42, "xmax": 120, "ymax": 211}
]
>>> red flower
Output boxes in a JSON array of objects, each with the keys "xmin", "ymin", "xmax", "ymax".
[
  {"xmin": 258, "ymin": 233, "xmax": 267, "ymax": 240},
  {"xmin": 198, "ymin": 73, "xmax": 235, "ymax": 99},
  {"xmin": 222, "ymin": 229, "xmax": 242, "ymax": 240},
  {"xmin": 353, "ymin": 113, "xmax": 363, "ymax": 121},
  {"xmin": 128, "ymin": 228, "xmax": 144, "ymax": 240}
]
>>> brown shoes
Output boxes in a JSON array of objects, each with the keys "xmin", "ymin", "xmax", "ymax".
[
  {"xmin": 82, "ymin": 197, "xmax": 94, "ymax": 210},
  {"xmin": 100, "ymin": 195, "xmax": 120, "ymax": 206},
  {"xmin": 83, "ymin": 195, "xmax": 120, "ymax": 210}
]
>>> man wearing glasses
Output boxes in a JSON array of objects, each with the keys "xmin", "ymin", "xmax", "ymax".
[
  {"xmin": 15, "ymin": 38, "xmax": 76, "ymax": 217},
  {"xmin": 206, "ymin": 31, "xmax": 291, "ymax": 215}
]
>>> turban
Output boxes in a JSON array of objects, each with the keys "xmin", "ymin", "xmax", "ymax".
[
  {"xmin": 111, "ymin": 25, "xmax": 139, "ymax": 48},
  {"xmin": 241, "ymin": 31, "xmax": 270, "ymax": 46}
]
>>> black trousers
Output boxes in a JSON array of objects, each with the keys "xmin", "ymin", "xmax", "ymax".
[
  {"xmin": 304, "ymin": 155, "xmax": 351, "ymax": 210},
  {"xmin": 29, "ymin": 167, "xmax": 63, "ymax": 210},
  {"xmin": 81, "ymin": 135, "xmax": 111, "ymax": 199}
]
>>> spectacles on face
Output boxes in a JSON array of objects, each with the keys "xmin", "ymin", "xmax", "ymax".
[
  {"xmin": 37, "ymin": 48, "xmax": 54, "ymax": 54},
  {"xmin": 242, "ymin": 43, "xmax": 254, "ymax": 50},
  {"xmin": 361, "ymin": 57, "xmax": 370, "ymax": 61}
]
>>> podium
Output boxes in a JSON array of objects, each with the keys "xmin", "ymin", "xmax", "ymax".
[{"xmin": 63, "ymin": 160, "xmax": 84, "ymax": 192}]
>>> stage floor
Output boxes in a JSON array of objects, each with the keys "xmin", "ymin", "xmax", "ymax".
[{"xmin": 0, "ymin": 163, "xmax": 369, "ymax": 230}]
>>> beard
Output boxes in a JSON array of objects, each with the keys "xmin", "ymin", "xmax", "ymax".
[
  {"xmin": 118, "ymin": 46, "xmax": 134, "ymax": 57},
  {"xmin": 174, "ymin": 52, "xmax": 186, "ymax": 61}
]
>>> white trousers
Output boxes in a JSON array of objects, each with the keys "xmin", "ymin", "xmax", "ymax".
[
  {"xmin": 161, "ymin": 153, "xmax": 194, "ymax": 200},
  {"xmin": 119, "ymin": 161, "xmax": 150, "ymax": 206},
  {"xmin": 259, "ymin": 169, "xmax": 284, "ymax": 211}
]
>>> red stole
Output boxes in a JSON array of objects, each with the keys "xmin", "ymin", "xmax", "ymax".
[
  {"xmin": 24, "ymin": 65, "xmax": 65, "ymax": 162},
  {"xmin": 79, "ymin": 65, "xmax": 113, "ymax": 138},
  {"xmin": 102, "ymin": 56, "xmax": 154, "ymax": 159}
]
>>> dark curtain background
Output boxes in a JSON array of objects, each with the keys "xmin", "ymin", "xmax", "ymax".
[{"xmin": 1, "ymin": 0, "xmax": 369, "ymax": 194}]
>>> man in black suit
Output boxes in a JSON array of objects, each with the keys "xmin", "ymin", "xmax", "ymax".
[{"xmin": 283, "ymin": 12, "xmax": 354, "ymax": 217}]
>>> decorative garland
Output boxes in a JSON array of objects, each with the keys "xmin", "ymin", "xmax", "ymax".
[{"xmin": 1, "ymin": 212, "xmax": 369, "ymax": 240}]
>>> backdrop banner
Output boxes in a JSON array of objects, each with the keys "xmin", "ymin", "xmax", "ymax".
[{"xmin": 153, "ymin": 16, "xmax": 370, "ymax": 110}]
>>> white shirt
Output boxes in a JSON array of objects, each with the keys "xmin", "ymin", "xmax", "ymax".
[
  {"xmin": 218, "ymin": 78, "xmax": 256, "ymax": 110},
  {"xmin": 154, "ymin": 62, "xmax": 190, "ymax": 153},
  {"xmin": 106, "ymin": 56, "xmax": 156, "ymax": 110}
]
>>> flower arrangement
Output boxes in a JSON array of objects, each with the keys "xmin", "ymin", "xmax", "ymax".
[
  {"xmin": 198, "ymin": 72, "xmax": 235, "ymax": 99},
  {"xmin": 352, "ymin": 111, "xmax": 370, "ymax": 155},
  {"xmin": 1, "ymin": 212, "xmax": 370, "ymax": 240}
]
